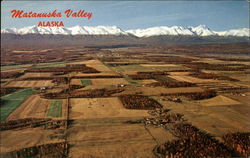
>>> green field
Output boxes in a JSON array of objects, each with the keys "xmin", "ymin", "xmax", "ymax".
[
  {"xmin": 32, "ymin": 62, "xmax": 66, "ymax": 67},
  {"xmin": 111, "ymin": 64, "xmax": 152, "ymax": 72},
  {"xmin": 80, "ymin": 79, "xmax": 92, "ymax": 86},
  {"xmin": 0, "ymin": 89, "xmax": 33, "ymax": 121},
  {"xmin": 1, "ymin": 64, "xmax": 33, "ymax": 71},
  {"xmin": 123, "ymin": 75, "xmax": 140, "ymax": 86},
  {"xmin": 1, "ymin": 62, "xmax": 66, "ymax": 71},
  {"xmin": 47, "ymin": 100, "xmax": 62, "ymax": 118},
  {"xmin": 147, "ymin": 65, "xmax": 185, "ymax": 71}
]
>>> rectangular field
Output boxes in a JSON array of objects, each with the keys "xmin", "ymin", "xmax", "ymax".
[
  {"xmin": 72, "ymin": 60, "xmax": 111, "ymax": 72},
  {"xmin": 20, "ymin": 72, "xmax": 52, "ymax": 78},
  {"xmin": 199, "ymin": 95, "xmax": 241, "ymax": 106},
  {"xmin": 140, "ymin": 64, "xmax": 180, "ymax": 67},
  {"xmin": 70, "ymin": 79, "xmax": 92, "ymax": 86},
  {"xmin": 1, "ymin": 64, "xmax": 33, "ymax": 71},
  {"xmin": 69, "ymin": 97, "xmax": 149, "ymax": 120},
  {"xmin": 140, "ymin": 64, "xmax": 185, "ymax": 70},
  {"xmin": 72, "ymin": 72, "xmax": 119, "ymax": 77},
  {"xmin": 169, "ymin": 75, "xmax": 217, "ymax": 83},
  {"xmin": 5, "ymin": 80, "xmax": 54, "ymax": 87},
  {"xmin": 168, "ymin": 72, "xmax": 191, "ymax": 76},
  {"xmin": 70, "ymin": 79, "xmax": 81, "ymax": 85},
  {"xmin": 7, "ymin": 95, "xmax": 50, "ymax": 120},
  {"xmin": 111, "ymin": 65, "xmax": 152, "ymax": 71},
  {"xmin": 0, "ymin": 89, "xmax": 33, "ymax": 121},
  {"xmin": 114, "ymin": 86, "xmax": 204, "ymax": 96},
  {"xmin": 68, "ymin": 119, "xmax": 157, "ymax": 158},
  {"xmin": 80, "ymin": 79, "xmax": 92, "ymax": 86},
  {"xmin": 47, "ymin": 100, "xmax": 63, "ymax": 118},
  {"xmin": 86, "ymin": 60, "xmax": 111, "ymax": 72},
  {"xmin": 0, "ymin": 128, "xmax": 64, "ymax": 153},
  {"xmin": 33, "ymin": 62, "xmax": 66, "ymax": 67},
  {"xmin": 90, "ymin": 78, "xmax": 128, "ymax": 86},
  {"xmin": 138, "ymin": 79, "xmax": 158, "ymax": 85}
]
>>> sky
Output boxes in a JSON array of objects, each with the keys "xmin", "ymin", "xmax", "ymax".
[{"xmin": 1, "ymin": 1, "xmax": 249, "ymax": 31}]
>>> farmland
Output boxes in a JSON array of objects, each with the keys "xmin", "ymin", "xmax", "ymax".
[
  {"xmin": 7, "ymin": 95, "xmax": 49, "ymax": 120},
  {"xmin": 47, "ymin": 100, "xmax": 62, "ymax": 118},
  {"xmin": 80, "ymin": 79, "xmax": 92, "ymax": 86},
  {"xmin": 5, "ymin": 80, "xmax": 54, "ymax": 88},
  {"xmin": 0, "ymin": 44, "xmax": 250, "ymax": 158},
  {"xmin": 1, "ymin": 89, "xmax": 33, "ymax": 121}
]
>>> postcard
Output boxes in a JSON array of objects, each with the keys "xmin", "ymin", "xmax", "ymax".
[{"xmin": 1, "ymin": 1, "xmax": 249, "ymax": 157}]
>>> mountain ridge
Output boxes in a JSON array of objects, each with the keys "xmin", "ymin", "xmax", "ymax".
[{"xmin": 1, "ymin": 25, "xmax": 249, "ymax": 37}]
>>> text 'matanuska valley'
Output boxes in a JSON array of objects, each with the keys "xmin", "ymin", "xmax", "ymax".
[{"xmin": 11, "ymin": 9, "xmax": 93, "ymax": 27}]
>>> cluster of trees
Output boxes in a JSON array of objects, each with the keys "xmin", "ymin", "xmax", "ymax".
[
  {"xmin": 70, "ymin": 88, "xmax": 124, "ymax": 98},
  {"xmin": 119, "ymin": 95, "xmax": 162, "ymax": 109},
  {"xmin": 155, "ymin": 123, "xmax": 238, "ymax": 157},
  {"xmin": 161, "ymin": 90, "xmax": 217, "ymax": 100},
  {"xmin": 148, "ymin": 81, "xmax": 196, "ymax": 88},
  {"xmin": 26, "ymin": 64, "xmax": 100, "ymax": 73},
  {"xmin": 72, "ymin": 75, "xmax": 122, "ymax": 79},
  {"xmin": 2, "ymin": 142, "xmax": 68, "ymax": 158},
  {"xmin": 52, "ymin": 77, "xmax": 70, "ymax": 84},
  {"xmin": 43, "ymin": 88, "xmax": 69, "ymax": 99},
  {"xmin": 22, "ymin": 77, "xmax": 54, "ymax": 80},
  {"xmin": 129, "ymin": 74, "xmax": 153, "ymax": 80},
  {"xmin": 223, "ymin": 132, "xmax": 250, "ymax": 157},
  {"xmin": 1, "ymin": 48, "xmax": 85, "ymax": 65},
  {"xmin": 0, "ymin": 118, "xmax": 51, "ymax": 131},
  {"xmin": 190, "ymin": 72, "xmax": 239, "ymax": 81},
  {"xmin": 216, "ymin": 57, "xmax": 250, "ymax": 62},
  {"xmin": 185, "ymin": 62, "xmax": 248, "ymax": 71},
  {"xmin": 137, "ymin": 71, "xmax": 169, "ymax": 75},
  {"xmin": 145, "ymin": 56, "xmax": 193, "ymax": 63},
  {"xmin": 186, "ymin": 90, "xmax": 217, "ymax": 100},
  {"xmin": 1, "ymin": 71, "xmax": 24, "ymax": 79},
  {"xmin": 0, "ymin": 87, "xmax": 21, "ymax": 97}
]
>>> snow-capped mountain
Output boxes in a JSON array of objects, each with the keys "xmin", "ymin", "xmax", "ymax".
[
  {"xmin": 1, "ymin": 28, "xmax": 18, "ymax": 34},
  {"xmin": 215, "ymin": 28, "xmax": 250, "ymax": 37},
  {"xmin": 68, "ymin": 25, "xmax": 128, "ymax": 35},
  {"xmin": 188, "ymin": 25, "xmax": 216, "ymax": 36},
  {"xmin": 126, "ymin": 25, "xmax": 249, "ymax": 37},
  {"xmin": 126, "ymin": 26, "xmax": 194, "ymax": 37},
  {"xmin": 1, "ymin": 25, "xmax": 128, "ymax": 36},
  {"xmin": 16, "ymin": 26, "xmax": 71, "ymax": 35},
  {"xmin": 1, "ymin": 25, "xmax": 249, "ymax": 37}
]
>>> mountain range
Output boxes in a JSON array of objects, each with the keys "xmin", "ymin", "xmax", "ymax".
[{"xmin": 1, "ymin": 25, "xmax": 249, "ymax": 37}]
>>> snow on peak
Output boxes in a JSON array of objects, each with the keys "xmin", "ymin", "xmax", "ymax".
[
  {"xmin": 189, "ymin": 25, "xmax": 216, "ymax": 36},
  {"xmin": 215, "ymin": 28, "xmax": 250, "ymax": 37},
  {"xmin": 1, "ymin": 25, "xmax": 249, "ymax": 37},
  {"xmin": 1, "ymin": 28, "xmax": 18, "ymax": 34},
  {"xmin": 126, "ymin": 26, "xmax": 194, "ymax": 37},
  {"xmin": 1, "ymin": 25, "xmax": 127, "ymax": 36},
  {"xmin": 14, "ymin": 26, "xmax": 71, "ymax": 35},
  {"xmin": 68, "ymin": 25, "xmax": 128, "ymax": 35}
]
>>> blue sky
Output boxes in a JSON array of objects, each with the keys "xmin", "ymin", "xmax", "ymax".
[{"xmin": 1, "ymin": 1, "xmax": 249, "ymax": 31}]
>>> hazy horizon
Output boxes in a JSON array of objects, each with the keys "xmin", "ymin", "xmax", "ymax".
[{"xmin": 1, "ymin": 1, "xmax": 249, "ymax": 31}]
